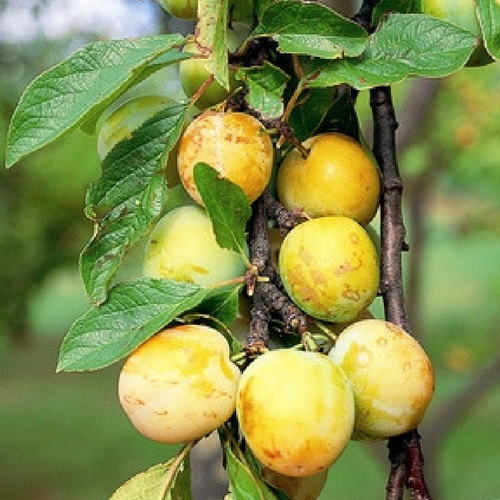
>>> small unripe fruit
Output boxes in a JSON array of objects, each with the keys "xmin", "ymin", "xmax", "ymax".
[
  {"xmin": 118, "ymin": 324, "xmax": 241, "ymax": 443},
  {"xmin": 236, "ymin": 349, "xmax": 354, "ymax": 477},
  {"xmin": 329, "ymin": 319, "xmax": 435, "ymax": 439},
  {"xmin": 154, "ymin": 0, "xmax": 197, "ymax": 19},
  {"xmin": 177, "ymin": 111, "xmax": 274, "ymax": 205},
  {"xmin": 144, "ymin": 205, "xmax": 247, "ymax": 286},
  {"xmin": 179, "ymin": 28, "xmax": 246, "ymax": 109},
  {"xmin": 262, "ymin": 467, "xmax": 328, "ymax": 500},
  {"xmin": 97, "ymin": 95, "xmax": 180, "ymax": 187},
  {"xmin": 277, "ymin": 133, "xmax": 380, "ymax": 225},
  {"xmin": 278, "ymin": 216, "xmax": 379, "ymax": 323}
]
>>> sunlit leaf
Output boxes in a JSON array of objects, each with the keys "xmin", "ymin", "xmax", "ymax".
[
  {"xmin": 5, "ymin": 34, "xmax": 184, "ymax": 168},
  {"xmin": 252, "ymin": 0, "xmax": 368, "ymax": 59},
  {"xmin": 307, "ymin": 14, "xmax": 477, "ymax": 89},
  {"xmin": 57, "ymin": 278, "xmax": 240, "ymax": 372}
]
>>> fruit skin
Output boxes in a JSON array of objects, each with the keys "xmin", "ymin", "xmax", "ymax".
[
  {"xmin": 154, "ymin": 0, "xmax": 197, "ymax": 19},
  {"xmin": 277, "ymin": 133, "xmax": 380, "ymax": 226},
  {"xmin": 329, "ymin": 319, "xmax": 435, "ymax": 440},
  {"xmin": 236, "ymin": 349, "xmax": 355, "ymax": 477},
  {"xmin": 278, "ymin": 216, "xmax": 379, "ymax": 323},
  {"xmin": 177, "ymin": 111, "xmax": 274, "ymax": 204},
  {"xmin": 261, "ymin": 467, "xmax": 328, "ymax": 500},
  {"xmin": 179, "ymin": 28, "xmax": 245, "ymax": 110},
  {"xmin": 97, "ymin": 95, "xmax": 180, "ymax": 187},
  {"xmin": 118, "ymin": 324, "xmax": 241, "ymax": 444},
  {"xmin": 143, "ymin": 205, "xmax": 247, "ymax": 286}
]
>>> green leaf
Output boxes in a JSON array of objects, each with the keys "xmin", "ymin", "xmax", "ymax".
[
  {"xmin": 252, "ymin": 0, "xmax": 368, "ymax": 59},
  {"xmin": 109, "ymin": 453, "xmax": 191, "ymax": 500},
  {"xmin": 225, "ymin": 443, "xmax": 280, "ymax": 500},
  {"xmin": 477, "ymin": 0, "xmax": 500, "ymax": 59},
  {"xmin": 236, "ymin": 62, "xmax": 290, "ymax": 119},
  {"xmin": 80, "ymin": 103, "xmax": 189, "ymax": 305},
  {"xmin": 197, "ymin": 284, "xmax": 243, "ymax": 327},
  {"xmin": 372, "ymin": 0, "xmax": 420, "ymax": 26},
  {"xmin": 194, "ymin": 163, "xmax": 251, "ymax": 258},
  {"xmin": 58, "ymin": 278, "xmax": 210, "ymax": 372},
  {"xmin": 307, "ymin": 14, "xmax": 477, "ymax": 90},
  {"xmin": 5, "ymin": 34, "xmax": 185, "ymax": 168},
  {"xmin": 197, "ymin": 0, "xmax": 231, "ymax": 89},
  {"xmin": 288, "ymin": 86, "xmax": 336, "ymax": 141}
]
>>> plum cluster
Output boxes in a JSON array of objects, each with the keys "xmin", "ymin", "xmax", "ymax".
[{"xmin": 94, "ymin": 12, "xmax": 434, "ymax": 497}]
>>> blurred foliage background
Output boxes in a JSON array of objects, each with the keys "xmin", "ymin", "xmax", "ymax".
[{"xmin": 1, "ymin": 1, "xmax": 500, "ymax": 499}]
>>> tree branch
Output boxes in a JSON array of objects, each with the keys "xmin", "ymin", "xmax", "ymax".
[{"xmin": 370, "ymin": 85, "xmax": 433, "ymax": 500}]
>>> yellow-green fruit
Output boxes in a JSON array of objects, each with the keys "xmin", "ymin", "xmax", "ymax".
[
  {"xmin": 329, "ymin": 319, "xmax": 435, "ymax": 440},
  {"xmin": 143, "ymin": 205, "xmax": 247, "ymax": 286},
  {"xmin": 97, "ymin": 95, "xmax": 180, "ymax": 187},
  {"xmin": 262, "ymin": 467, "xmax": 328, "ymax": 500},
  {"xmin": 177, "ymin": 111, "xmax": 274, "ymax": 204},
  {"xmin": 154, "ymin": 0, "xmax": 197, "ymax": 19},
  {"xmin": 179, "ymin": 29, "xmax": 244, "ymax": 109},
  {"xmin": 118, "ymin": 324, "xmax": 241, "ymax": 443},
  {"xmin": 278, "ymin": 216, "xmax": 379, "ymax": 323},
  {"xmin": 277, "ymin": 133, "xmax": 380, "ymax": 226},
  {"xmin": 236, "ymin": 350, "xmax": 354, "ymax": 477}
]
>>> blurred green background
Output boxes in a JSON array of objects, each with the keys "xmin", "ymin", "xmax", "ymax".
[{"xmin": 1, "ymin": 1, "xmax": 500, "ymax": 499}]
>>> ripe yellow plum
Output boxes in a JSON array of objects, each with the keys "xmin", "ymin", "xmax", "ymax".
[
  {"xmin": 277, "ymin": 133, "xmax": 380, "ymax": 225},
  {"xmin": 97, "ymin": 95, "xmax": 180, "ymax": 187},
  {"xmin": 177, "ymin": 111, "xmax": 274, "ymax": 205},
  {"xmin": 118, "ymin": 324, "xmax": 241, "ymax": 443},
  {"xmin": 143, "ymin": 205, "xmax": 247, "ymax": 286},
  {"xmin": 236, "ymin": 349, "xmax": 354, "ymax": 477},
  {"xmin": 262, "ymin": 467, "xmax": 328, "ymax": 500},
  {"xmin": 329, "ymin": 319, "xmax": 435, "ymax": 439},
  {"xmin": 278, "ymin": 216, "xmax": 379, "ymax": 323}
]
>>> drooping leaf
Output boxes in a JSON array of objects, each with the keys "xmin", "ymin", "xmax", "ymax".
[
  {"xmin": 57, "ymin": 278, "xmax": 240, "ymax": 372},
  {"xmin": 372, "ymin": 0, "xmax": 421, "ymax": 26},
  {"xmin": 252, "ymin": 0, "xmax": 368, "ymax": 59},
  {"xmin": 108, "ymin": 452, "xmax": 191, "ymax": 500},
  {"xmin": 236, "ymin": 62, "xmax": 290, "ymax": 119},
  {"xmin": 477, "ymin": 0, "xmax": 500, "ymax": 59},
  {"xmin": 80, "ymin": 103, "xmax": 189, "ymax": 305},
  {"xmin": 288, "ymin": 86, "xmax": 336, "ymax": 141},
  {"xmin": 194, "ymin": 163, "xmax": 251, "ymax": 258},
  {"xmin": 5, "ymin": 34, "xmax": 185, "ymax": 168},
  {"xmin": 306, "ymin": 14, "xmax": 477, "ymax": 90},
  {"xmin": 197, "ymin": 0, "xmax": 231, "ymax": 89}
]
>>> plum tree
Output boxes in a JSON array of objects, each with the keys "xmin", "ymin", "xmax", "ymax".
[
  {"xmin": 329, "ymin": 319, "xmax": 435, "ymax": 440},
  {"xmin": 177, "ymin": 110, "xmax": 274, "ymax": 204},
  {"xmin": 97, "ymin": 94, "xmax": 180, "ymax": 187},
  {"xmin": 236, "ymin": 349, "xmax": 355, "ymax": 477},
  {"xmin": 154, "ymin": 0, "xmax": 197, "ymax": 20},
  {"xmin": 277, "ymin": 133, "xmax": 380, "ymax": 226},
  {"xmin": 118, "ymin": 324, "xmax": 241, "ymax": 444},
  {"xmin": 278, "ymin": 216, "xmax": 379, "ymax": 323},
  {"xmin": 143, "ymin": 205, "xmax": 247, "ymax": 286}
]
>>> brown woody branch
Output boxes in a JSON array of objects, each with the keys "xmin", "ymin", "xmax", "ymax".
[{"xmin": 370, "ymin": 85, "xmax": 433, "ymax": 500}]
